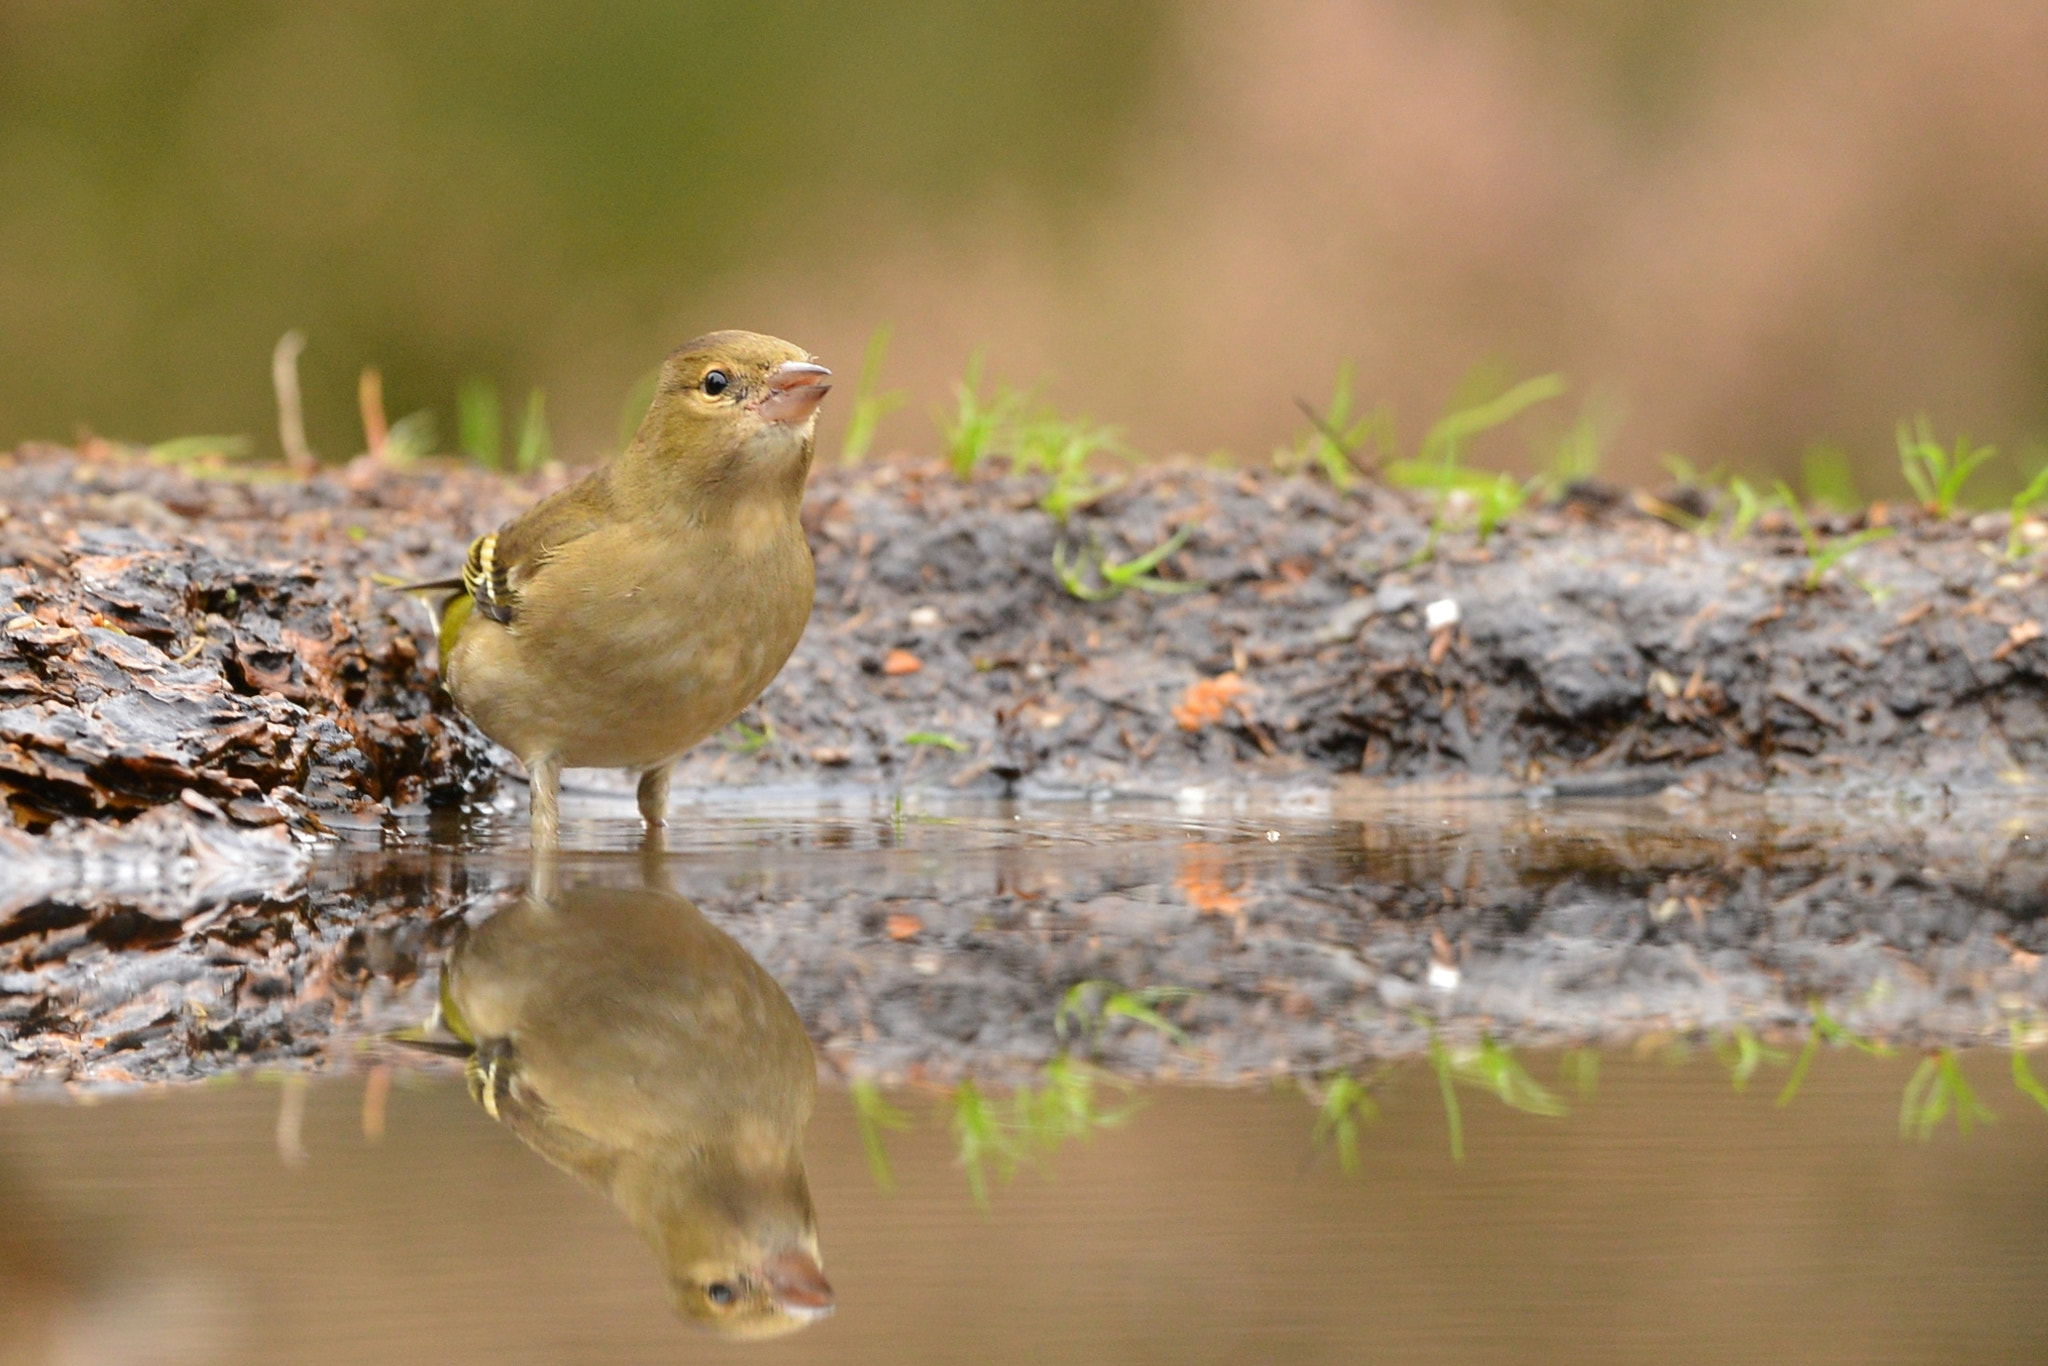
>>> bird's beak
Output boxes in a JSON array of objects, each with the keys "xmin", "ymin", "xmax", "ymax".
[
  {"xmin": 758, "ymin": 361, "xmax": 832, "ymax": 424},
  {"xmin": 762, "ymin": 1248, "xmax": 835, "ymax": 1321}
]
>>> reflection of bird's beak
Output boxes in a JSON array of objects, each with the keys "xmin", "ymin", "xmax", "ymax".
[
  {"xmin": 758, "ymin": 361, "xmax": 832, "ymax": 424},
  {"xmin": 763, "ymin": 1248, "xmax": 835, "ymax": 1321}
]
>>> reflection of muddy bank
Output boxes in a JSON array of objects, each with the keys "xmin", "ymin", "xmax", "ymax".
[
  {"xmin": 7, "ymin": 444, "xmax": 2048, "ymax": 863},
  {"xmin": 5, "ymin": 797, "xmax": 2046, "ymax": 1088}
]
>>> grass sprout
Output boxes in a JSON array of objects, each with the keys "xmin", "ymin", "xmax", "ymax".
[
  {"xmin": 940, "ymin": 352, "xmax": 1030, "ymax": 479},
  {"xmin": 2006, "ymin": 461, "xmax": 2048, "ymax": 562},
  {"xmin": 1019, "ymin": 419, "xmax": 1124, "ymax": 522},
  {"xmin": 1801, "ymin": 442, "xmax": 1861, "ymax": 510},
  {"xmin": 1052, "ymin": 524, "xmax": 1203, "ymax": 602},
  {"xmin": 147, "ymin": 435, "xmax": 254, "ymax": 467},
  {"xmin": 385, "ymin": 411, "xmax": 439, "ymax": 466},
  {"xmin": 1659, "ymin": 453, "xmax": 1726, "ymax": 489},
  {"xmin": 1390, "ymin": 372, "xmax": 1565, "ymax": 557},
  {"xmin": 1541, "ymin": 389, "xmax": 1624, "ymax": 492},
  {"xmin": 514, "ymin": 388, "xmax": 551, "ymax": 473},
  {"xmin": 458, "ymin": 377, "xmax": 503, "ymax": 468},
  {"xmin": 1275, "ymin": 362, "xmax": 1391, "ymax": 489},
  {"xmin": 1897, "ymin": 415, "xmax": 1995, "ymax": 517},
  {"xmin": 851, "ymin": 1078, "xmax": 911, "ymax": 1193},
  {"xmin": 840, "ymin": 325, "xmax": 906, "ymax": 466},
  {"xmin": 724, "ymin": 718, "xmax": 774, "ymax": 754},
  {"xmin": 1310, "ymin": 1073, "xmax": 1380, "ymax": 1176},
  {"xmin": 1775, "ymin": 482, "xmax": 1894, "ymax": 590},
  {"xmin": 1725, "ymin": 476, "xmax": 1772, "ymax": 539},
  {"xmin": 618, "ymin": 365, "xmax": 662, "ymax": 450},
  {"xmin": 1900, "ymin": 1049, "xmax": 1994, "ymax": 1140},
  {"xmin": 902, "ymin": 730, "xmax": 968, "ymax": 753}
]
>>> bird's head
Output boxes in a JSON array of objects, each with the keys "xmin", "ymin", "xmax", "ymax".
[
  {"xmin": 634, "ymin": 331, "xmax": 831, "ymax": 500},
  {"xmin": 668, "ymin": 1241, "xmax": 835, "ymax": 1339}
]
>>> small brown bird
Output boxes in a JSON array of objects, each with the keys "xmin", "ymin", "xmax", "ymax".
[
  {"xmin": 433, "ymin": 869, "xmax": 833, "ymax": 1338},
  {"xmin": 429, "ymin": 331, "xmax": 829, "ymax": 847}
]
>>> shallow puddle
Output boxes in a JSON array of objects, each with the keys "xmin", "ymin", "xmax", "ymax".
[
  {"xmin": 2, "ymin": 1057, "xmax": 2046, "ymax": 1364},
  {"xmin": 5, "ymin": 794, "xmax": 2048, "ymax": 1360}
]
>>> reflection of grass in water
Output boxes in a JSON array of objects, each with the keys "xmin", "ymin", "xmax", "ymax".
[
  {"xmin": 1427, "ymin": 1030, "xmax": 1567, "ymax": 1165},
  {"xmin": 892, "ymin": 1017, "xmax": 2048, "ymax": 1203},
  {"xmin": 1714, "ymin": 1025, "xmax": 1787, "ymax": 1093},
  {"xmin": 946, "ymin": 1058, "xmax": 1139, "ymax": 1208},
  {"xmin": 1776, "ymin": 1002, "xmax": 1889, "ymax": 1108},
  {"xmin": 2011, "ymin": 1021, "xmax": 2048, "ymax": 1113},
  {"xmin": 1309, "ymin": 1073, "xmax": 1382, "ymax": 1177},
  {"xmin": 1559, "ymin": 1047, "xmax": 1601, "ymax": 1099},
  {"xmin": 1900, "ymin": 1049, "xmax": 1994, "ymax": 1141},
  {"xmin": 852, "ymin": 1078, "xmax": 911, "ymax": 1193}
]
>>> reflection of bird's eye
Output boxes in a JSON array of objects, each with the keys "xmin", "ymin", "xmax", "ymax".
[
  {"xmin": 705, "ymin": 1282, "xmax": 736, "ymax": 1306},
  {"xmin": 701, "ymin": 370, "xmax": 730, "ymax": 396}
]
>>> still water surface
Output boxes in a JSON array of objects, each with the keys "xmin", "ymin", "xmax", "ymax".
[
  {"xmin": 3, "ymin": 796, "xmax": 2047, "ymax": 1363},
  {"xmin": 1, "ymin": 1059, "xmax": 2044, "ymax": 1364}
]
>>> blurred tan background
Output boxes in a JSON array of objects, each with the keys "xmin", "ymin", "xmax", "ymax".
[{"xmin": 2, "ymin": 0, "xmax": 2046, "ymax": 492}]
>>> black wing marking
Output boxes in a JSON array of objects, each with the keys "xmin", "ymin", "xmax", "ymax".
[{"xmin": 463, "ymin": 531, "xmax": 515, "ymax": 625}]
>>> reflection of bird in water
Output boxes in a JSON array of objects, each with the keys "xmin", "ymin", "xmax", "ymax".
[{"xmin": 427, "ymin": 866, "xmax": 832, "ymax": 1338}]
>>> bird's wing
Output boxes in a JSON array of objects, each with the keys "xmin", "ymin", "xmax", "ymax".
[{"xmin": 459, "ymin": 469, "xmax": 621, "ymax": 629}]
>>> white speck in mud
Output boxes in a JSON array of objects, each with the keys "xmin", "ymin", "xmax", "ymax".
[
  {"xmin": 1427, "ymin": 960, "xmax": 1461, "ymax": 992},
  {"xmin": 1424, "ymin": 598, "xmax": 1461, "ymax": 631},
  {"xmin": 1176, "ymin": 786, "xmax": 1208, "ymax": 814},
  {"xmin": 909, "ymin": 605, "xmax": 940, "ymax": 628},
  {"xmin": 1265, "ymin": 830, "xmax": 1280, "ymax": 842},
  {"xmin": 911, "ymin": 950, "xmax": 942, "ymax": 976}
]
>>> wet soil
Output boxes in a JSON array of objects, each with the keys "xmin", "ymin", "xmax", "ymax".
[{"xmin": 3, "ymin": 442, "xmax": 2047, "ymax": 853}]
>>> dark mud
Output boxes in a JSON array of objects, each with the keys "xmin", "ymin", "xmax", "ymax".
[
  {"xmin": 4, "ymin": 443, "xmax": 2047, "ymax": 853},
  {"xmin": 4, "ymin": 797, "xmax": 2046, "ymax": 1087}
]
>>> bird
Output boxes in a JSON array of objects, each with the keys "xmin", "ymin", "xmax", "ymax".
[
  {"xmin": 419, "ymin": 331, "xmax": 829, "ymax": 848},
  {"xmin": 428, "ymin": 867, "xmax": 834, "ymax": 1338}
]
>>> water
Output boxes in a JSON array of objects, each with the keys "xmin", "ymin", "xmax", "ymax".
[
  {"xmin": 2, "ymin": 1059, "xmax": 2044, "ymax": 1363},
  {"xmin": 5, "ymin": 794, "xmax": 2048, "ymax": 1362}
]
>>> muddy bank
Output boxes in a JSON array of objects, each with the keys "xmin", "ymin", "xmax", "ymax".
[
  {"xmin": 4, "ymin": 442, "xmax": 2047, "ymax": 859},
  {"xmin": 3, "ymin": 800, "xmax": 2046, "ymax": 1087},
  {"xmin": 4, "ymin": 444, "xmax": 2048, "ymax": 860}
]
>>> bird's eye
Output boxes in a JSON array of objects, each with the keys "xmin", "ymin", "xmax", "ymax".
[
  {"xmin": 705, "ymin": 1282, "xmax": 736, "ymax": 1307},
  {"xmin": 701, "ymin": 370, "xmax": 730, "ymax": 397}
]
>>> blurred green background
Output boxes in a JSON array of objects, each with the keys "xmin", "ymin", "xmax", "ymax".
[{"xmin": 2, "ymin": 0, "xmax": 2045, "ymax": 491}]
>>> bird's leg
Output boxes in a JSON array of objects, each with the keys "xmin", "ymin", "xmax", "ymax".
[
  {"xmin": 527, "ymin": 751, "xmax": 563, "ymax": 851},
  {"xmin": 636, "ymin": 764, "xmax": 671, "ymax": 829}
]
